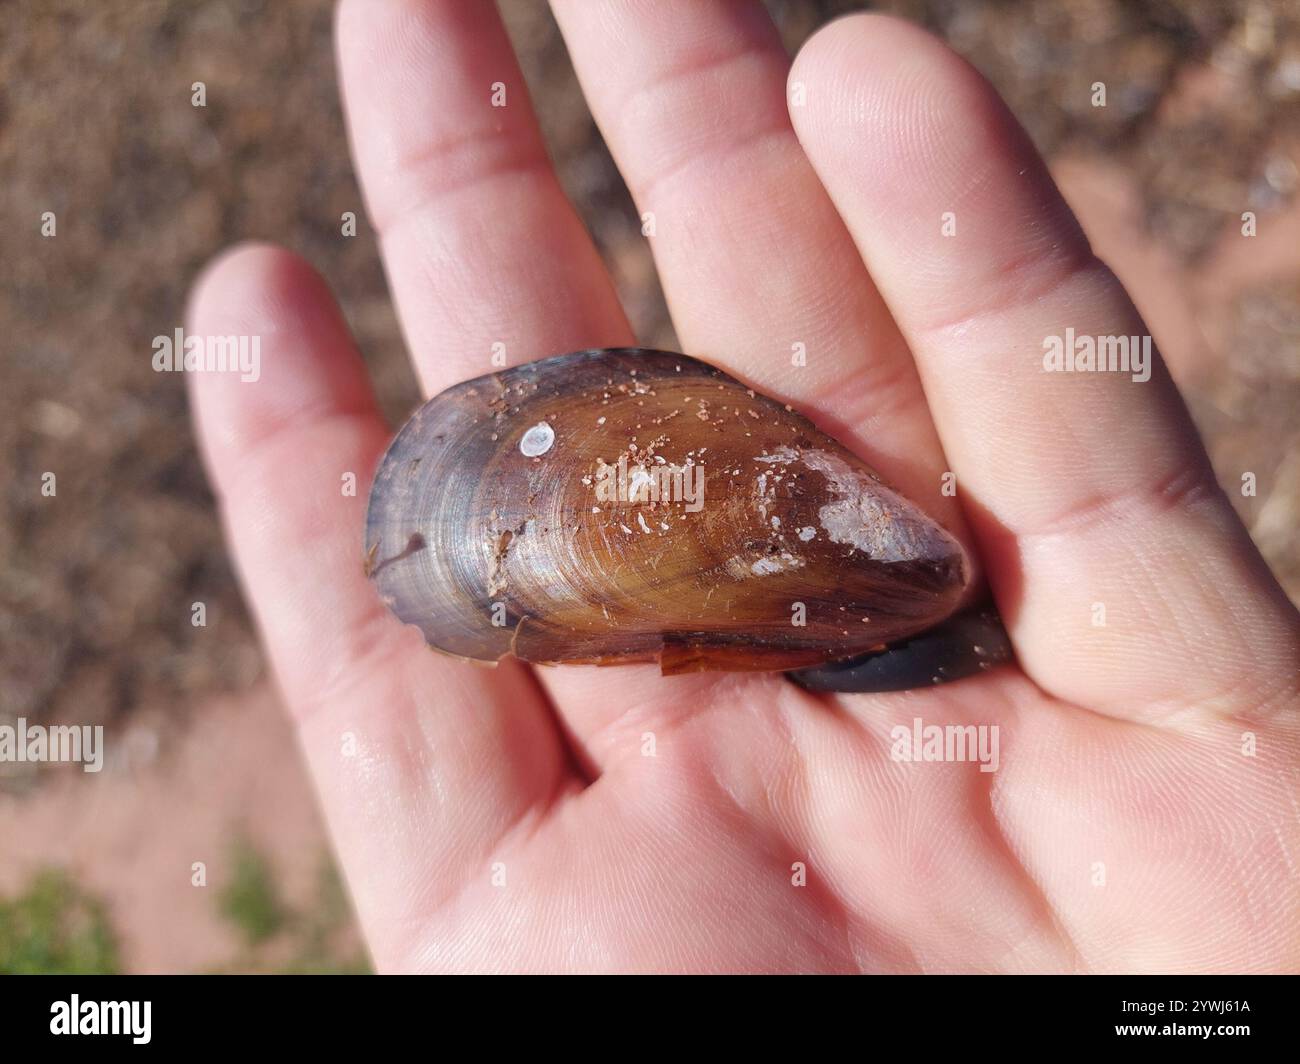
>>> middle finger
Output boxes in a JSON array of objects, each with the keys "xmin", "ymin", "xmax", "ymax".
[{"xmin": 550, "ymin": 0, "xmax": 969, "ymax": 544}]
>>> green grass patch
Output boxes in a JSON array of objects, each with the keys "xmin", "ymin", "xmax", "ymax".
[
  {"xmin": 0, "ymin": 870, "xmax": 120, "ymax": 974},
  {"xmin": 215, "ymin": 838, "xmax": 370, "ymax": 974},
  {"xmin": 218, "ymin": 837, "xmax": 287, "ymax": 946}
]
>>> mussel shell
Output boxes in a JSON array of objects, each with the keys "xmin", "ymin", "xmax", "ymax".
[
  {"xmin": 787, "ymin": 606, "xmax": 1013, "ymax": 692},
  {"xmin": 364, "ymin": 349, "xmax": 969, "ymax": 673}
]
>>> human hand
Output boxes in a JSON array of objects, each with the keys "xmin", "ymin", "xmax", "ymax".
[{"xmin": 187, "ymin": 3, "xmax": 1300, "ymax": 972}]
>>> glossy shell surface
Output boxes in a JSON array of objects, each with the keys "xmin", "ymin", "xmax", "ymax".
[{"xmin": 365, "ymin": 349, "xmax": 969, "ymax": 673}]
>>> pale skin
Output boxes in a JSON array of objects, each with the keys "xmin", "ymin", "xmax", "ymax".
[{"xmin": 187, "ymin": 4, "xmax": 1300, "ymax": 972}]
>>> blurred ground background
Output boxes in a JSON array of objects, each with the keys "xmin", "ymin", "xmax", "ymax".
[{"xmin": 1, "ymin": 0, "xmax": 1297, "ymax": 972}]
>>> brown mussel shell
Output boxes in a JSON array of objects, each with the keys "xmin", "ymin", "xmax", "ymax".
[{"xmin": 364, "ymin": 349, "xmax": 969, "ymax": 674}]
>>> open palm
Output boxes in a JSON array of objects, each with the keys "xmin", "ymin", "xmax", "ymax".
[{"xmin": 188, "ymin": 4, "xmax": 1299, "ymax": 972}]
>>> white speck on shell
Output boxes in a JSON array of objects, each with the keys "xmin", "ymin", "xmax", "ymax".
[
  {"xmin": 519, "ymin": 421, "xmax": 555, "ymax": 457},
  {"xmin": 750, "ymin": 553, "xmax": 805, "ymax": 576}
]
